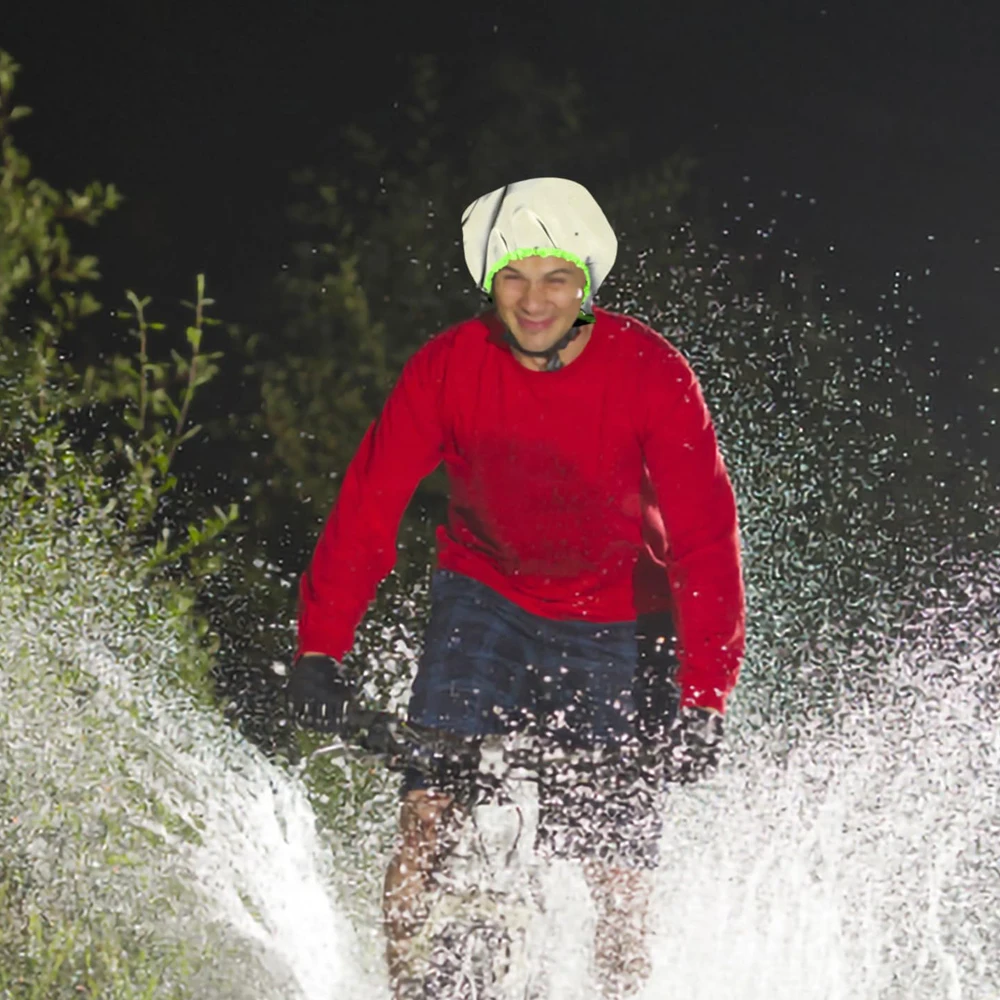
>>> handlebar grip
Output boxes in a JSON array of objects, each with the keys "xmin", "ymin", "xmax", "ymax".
[{"xmin": 339, "ymin": 707, "xmax": 482, "ymax": 774}]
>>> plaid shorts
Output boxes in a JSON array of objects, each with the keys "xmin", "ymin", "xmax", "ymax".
[{"xmin": 404, "ymin": 570, "xmax": 671, "ymax": 869}]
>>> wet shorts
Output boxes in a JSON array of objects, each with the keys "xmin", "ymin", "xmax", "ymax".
[{"xmin": 403, "ymin": 570, "xmax": 669, "ymax": 870}]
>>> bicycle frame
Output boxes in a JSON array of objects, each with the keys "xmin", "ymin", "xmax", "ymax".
[
  {"xmin": 305, "ymin": 712, "xmax": 641, "ymax": 999},
  {"xmin": 408, "ymin": 733, "xmax": 548, "ymax": 1000},
  {"xmin": 307, "ymin": 726, "xmax": 550, "ymax": 998}
]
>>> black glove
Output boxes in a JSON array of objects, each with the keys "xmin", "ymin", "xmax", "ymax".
[
  {"xmin": 665, "ymin": 705, "xmax": 724, "ymax": 784},
  {"xmin": 287, "ymin": 654, "xmax": 354, "ymax": 731}
]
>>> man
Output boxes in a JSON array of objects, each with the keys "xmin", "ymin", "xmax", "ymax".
[{"xmin": 289, "ymin": 177, "xmax": 745, "ymax": 998}]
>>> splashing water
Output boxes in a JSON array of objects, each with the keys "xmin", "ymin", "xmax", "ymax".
[
  {"xmin": 0, "ymin": 521, "xmax": 382, "ymax": 998},
  {"xmin": 2, "ymin": 213, "xmax": 998, "ymax": 997},
  {"xmin": 2, "ymin": 530, "xmax": 997, "ymax": 998},
  {"xmin": 531, "ymin": 558, "xmax": 1000, "ymax": 1000},
  {"xmin": 3, "ymin": 507, "xmax": 998, "ymax": 999},
  {"xmin": 645, "ymin": 601, "xmax": 1000, "ymax": 1000}
]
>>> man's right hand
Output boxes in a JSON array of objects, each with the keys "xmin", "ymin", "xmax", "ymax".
[{"xmin": 287, "ymin": 653, "xmax": 354, "ymax": 731}]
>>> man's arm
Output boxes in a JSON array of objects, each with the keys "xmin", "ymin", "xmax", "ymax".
[
  {"xmin": 297, "ymin": 339, "xmax": 448, "ymax": 661},
  {"xmin": 641, "ymin": 348, "xmax": 746, "ymax": 714}
]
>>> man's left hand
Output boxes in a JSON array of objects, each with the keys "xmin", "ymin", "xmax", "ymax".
[{"xmin": 666, "ymin": 706, "xmax": 724, "ymax": 784}]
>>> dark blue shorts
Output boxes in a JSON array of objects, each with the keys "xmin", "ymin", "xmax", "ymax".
[{"xmin": 404, "ymin": 570, "xmax": 669, "ymax": 869}]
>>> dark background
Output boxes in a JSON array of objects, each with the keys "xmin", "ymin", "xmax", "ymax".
[{"xmin": 4, "ymin": 1, "xmax": 999, "ymax": 432}]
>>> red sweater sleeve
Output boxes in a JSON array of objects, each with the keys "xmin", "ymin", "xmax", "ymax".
[
  {"xmin": 642, "ymin": 348, "xmax": 746, "ymax": 713},
  {"xmin": 296, "ymin": 337, "xmax": 447, "ymax": 660}
]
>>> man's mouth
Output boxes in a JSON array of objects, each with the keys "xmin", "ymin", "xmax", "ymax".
[{"xmin": 518, "ymin": 317, "xmax": 554, "ymax": 332}]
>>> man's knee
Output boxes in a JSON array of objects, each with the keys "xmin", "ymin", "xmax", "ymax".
[
  {"xmin": 400, "ymin": 787, "xmax": 454, "ymax": 827},
  {"xmin": 397, "ymin": 788, "xmax": 460, "ymax": 862},
  {"xmin": 584, "ymin": 860, "xmax": 654, "ymax": 914}
]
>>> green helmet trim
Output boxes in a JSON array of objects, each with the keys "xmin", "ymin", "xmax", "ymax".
[{"xmin": 484, "ymin": 247, "xmax": 592, "ymax": 319}]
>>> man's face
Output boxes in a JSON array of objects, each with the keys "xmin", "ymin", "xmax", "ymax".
[{"xmin": 491, "ymin": 255, "xmax": 588, "ymax": 351}]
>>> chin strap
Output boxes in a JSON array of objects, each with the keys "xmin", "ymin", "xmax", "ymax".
[{"xmin": 502, "ymin": 314, "xmax": 593, "ymax": 372}]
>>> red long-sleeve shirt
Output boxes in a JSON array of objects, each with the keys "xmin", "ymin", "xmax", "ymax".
[{"xmin": 298, "ymin": 307, "xmax": 745, "ymax": 712}]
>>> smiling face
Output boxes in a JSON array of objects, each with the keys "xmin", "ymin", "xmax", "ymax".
[{"xmin": 491, "ymin": 255, "xmax": 589, "ymax": 353}]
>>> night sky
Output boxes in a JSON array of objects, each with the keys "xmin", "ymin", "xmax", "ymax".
[{"xmin": 5, "ymin": 2, "xmax": 999, "ymax": 437}]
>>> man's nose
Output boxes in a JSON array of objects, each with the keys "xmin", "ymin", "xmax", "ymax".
[{"xmin": 519, "ymin": 281, "xmax": 548, "ymax": 312}]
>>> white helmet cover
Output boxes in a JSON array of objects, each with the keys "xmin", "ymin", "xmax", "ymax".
[{"xmin": 461, "ymin": 177, "xmax": 617, "ymax": 315}]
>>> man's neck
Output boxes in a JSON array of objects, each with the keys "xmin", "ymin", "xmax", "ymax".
[{"xmin": 515, "ymin": 323, "xmax": 595, "ymax": 371}]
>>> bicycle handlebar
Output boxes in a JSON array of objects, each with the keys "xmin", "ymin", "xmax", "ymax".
[
  {"xmin": 329, "ymin": 707, "xmax": 483, "ymax": 773},
  {"xmin": 308, "ymin": 706, "xmax": 653, "ymax": 780}
]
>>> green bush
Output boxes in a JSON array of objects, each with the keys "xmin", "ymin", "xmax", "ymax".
[
  {"xmin": 0, "ymin": 486, "xmax": 364, "ymax": 999},
  {"xmin": 0, "ymin": 50, "xmax": 253, "ymax": 995},
  {"xmin": 0, "ymin": 48, "xmax": 238, "ymax": 636}
]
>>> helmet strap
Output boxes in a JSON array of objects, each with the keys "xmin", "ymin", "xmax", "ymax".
[{"xmin": 501, "ymin": 314, "xmax": 593, "ymax": 372}]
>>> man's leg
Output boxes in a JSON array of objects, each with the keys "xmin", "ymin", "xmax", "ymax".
[
  {"xmin": 583, "ymin": 859, "xmax": 654, "ymax": 999},
  {"xmin": 531, "ymin": 615, "xmax": 662, "ymax": 999},
  {"xmin": 382, "ymin": 788, "xmax": 465, "ymax": 996},
  {"xmin": 390, "ymin": 571, "xmax": 541, "ymax": 992}
]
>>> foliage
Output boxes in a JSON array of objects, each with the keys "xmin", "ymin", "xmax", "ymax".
[
  {"xmin": 0, "ymin": 55, "xmax": 276, "ymax": 989},
  {"xmin": 0, "ymin": 496, "xmax": 291, "ymax": 999},
  {"xmin": 0, "ymin": 49, "xmax": 238, "ymax": 589},
  {"xmin": 82, "ymin": 277, "xmax": 238, "ymax": 577},
  {"xmin": 0, "ymin": 52, "xmax": 119, "ymax": 408}
]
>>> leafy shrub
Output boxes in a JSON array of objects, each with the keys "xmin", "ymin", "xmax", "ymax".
[{"xmin": 0, "ymin": 50, "xmax": 251, "ymax": 995}]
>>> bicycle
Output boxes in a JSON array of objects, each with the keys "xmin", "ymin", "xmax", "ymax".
[{"xmin": 308, "ymin": 708, "xmax": 650, "ymax": 1000}]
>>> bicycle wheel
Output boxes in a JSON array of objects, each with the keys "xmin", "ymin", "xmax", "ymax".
[
  {"xmin": 400, "ymin": 735, "xmax": 549, "ymax": 998},
  {"xmin": 425, "ymin": 913, "xmax": 514, "ymax": 999},
  {"xmin": 403, "ymin": 868, "xmax": 545, "ymax": 998}
]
